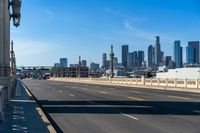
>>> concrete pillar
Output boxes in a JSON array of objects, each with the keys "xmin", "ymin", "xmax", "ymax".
[
  {"xmin": 3, "ymin": 0, "xmax": 10, "ymax": 77},
  {"xmin": 141, "ymin": 76, "xmax": 145, "ymax": 85},
  {"xmin": 0, "ymin": 0, "xmax": 4, "ymax": 76}
]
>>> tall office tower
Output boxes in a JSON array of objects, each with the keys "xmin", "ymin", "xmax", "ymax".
[
  {"xmin": 113, "ymin": 57, "xmax": 118, "ymax": 67},
  {"xmin": 102, "ymin": 53, "xmax": 107, "ymax": 68},
  {"xmin": 127, "ymin": 52, "xmax": 134, "ymax": 70},
  {"xmin": 81, "ymin": 60, "xmax": 87, "ymax": 67},
  {"xmin": 138, "ymin": 51, "xmax": 144, "ymax": 67},
  {"xmin": 164, "ymin": 56, "xmax": 172, "ymax": 67},
  {"xmin": 133, "ymin": 51, "xmax": 138, "ymax": 68},
  {"xmin": 60, "ymin": 58, "xmax": 68, "ymax": 67},
  {"xmin": 148, "ymin": 45, "xmax": 154, "ymax": 67},
  {"xmin": 122, "ymin": 45, "xmax": 129, "ymax": 68},
  {"xmin": 186, "ymin": 46, "xmax": 194, "ymax": 64},
  {"xmin": 174, "ymin": 40, "xmax": 183, "ymax": 68},
  {"xmin": 188, "ymin": 41, "xmax": 199, "ymax": 64},
  {"xmin": 154, "ymin": 36, "xmax": 161, "ymax": 66}
]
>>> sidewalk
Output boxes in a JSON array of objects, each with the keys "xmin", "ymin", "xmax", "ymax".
[{"xmin": 0, "ymin": 80, "xmax": 52, "ymax": 133}]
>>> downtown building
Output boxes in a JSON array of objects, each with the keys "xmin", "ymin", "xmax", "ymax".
[
  {"xmin": 174, "ymin": 40, "xmax": 183, "ymax": 68},
  {"xmin": 122, "ymin": 45, "xmax": 129, "ymax": 68},
  {"xmin": 154, "ymin": 36, "xmax": 164, "ymax": 66},
  {"xmin": 60, "ymin": 58, "xmax": 68, "ymax": 67},
  {"xmin": 148, "ymin": 36, "xmax": 164, "ymax": 68},
  {"xmin": 187, "ymin": 41, "xmax": 199, "ymax": 64}
]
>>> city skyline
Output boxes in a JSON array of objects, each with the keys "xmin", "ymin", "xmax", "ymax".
[{"xmin": 11, "ymin": 0, "xmax": 200, "ymax": 66}]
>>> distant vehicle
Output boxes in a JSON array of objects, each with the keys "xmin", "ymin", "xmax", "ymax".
[{"xmin": 43, "ymin": 73, "xmax": 51, "ymax": 80}]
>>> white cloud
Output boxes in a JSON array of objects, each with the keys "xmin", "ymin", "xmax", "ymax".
[
  {"xmin": 123, "ymin": 20, "xmax": 178, "ymax": 43},
  {"xmin": 46, "ymin": 9, "xmax": 53, "ymax": 15}
]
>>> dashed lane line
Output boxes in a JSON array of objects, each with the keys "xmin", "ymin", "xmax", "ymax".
[
  {"xmin": 128, "ymin": 96, "xmax": 144, "ymax": 101},
  {"xmin": 69, "ymin": 94, "xmax": 74, "ymax": 97},
  {"xmin": 99, "ymin": 91, "xmax": 108, "ymax": 94},
  {"xmin": 121, "ymin": 113, "xmax": 139, "ymax": 120},
  {"xmin": 168, "ymin": 95, "xmax": 190, "ymax": 100}
]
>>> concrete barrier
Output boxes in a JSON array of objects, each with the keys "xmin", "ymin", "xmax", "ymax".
[{"xmin": 50, "ymin": 77, "xmax": 200, "ymax": 93}]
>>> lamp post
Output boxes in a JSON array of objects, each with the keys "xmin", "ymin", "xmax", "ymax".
[
  {"xmin": 10, "ymin": 0, "xmax": 22, "ymax": 27},
  {"xmin": 110, "ymin": 45, "xmax": 114, "ymax": 78}
]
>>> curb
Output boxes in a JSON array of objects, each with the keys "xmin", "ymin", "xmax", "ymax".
[{"xmin": 20, "ymin": 80, "xmax": 57, "ymax": 133}]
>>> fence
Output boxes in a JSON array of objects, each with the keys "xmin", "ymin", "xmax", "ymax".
[{"xmin": 51, "ymin": 77, "xmax": 200, "ymax": 89}]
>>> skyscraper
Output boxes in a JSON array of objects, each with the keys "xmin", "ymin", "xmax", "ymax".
[
  {"xmin": 127, "ymin": 52, "xmax": 134, "ymax": 70},
  {"xmin": 164, "ymin": 56, "xmax": 172, "ymax": 67},
  {"xmin": 122, "ymin": 45, "xmax": 129, "ymax": 68},
  {"xmin": 133, "ymin": 51, "xmax": 138, "ymax": 68},
  {"xmin": 188, "ymin": 41, "xmax": 199, "ymax": 64},
  {"xmin": 113, "ymin": 57, "xmax": 118, "ymax": 67},
  {"xmin": 154, "ymin": 36, "xmax": 161, "ymax": 66},
  {"xmin": 138, "ymin": 51, "xmax": 144, "ymax": 67},
  {"xmin": 154, "ymin": 36, "xmax": 164, "ymax": 66},
  {"xmin": 186, "ymin": 46, "xmax": 194, "ymax": 64},
  {"xmin": 174, "ymin": 40, "xmax": 183, "ymax": 68},
  {"xmin": 148, "ymin": 45, "xmax": 154, "ymax": 67},
  {"xmin": 60, "ymin": 58, "xmax": 68, "ymax": 67},
  {"xmin": 102, "ymin": 53, "xmax": 107, "ymax": 68},
  {"xmin": 81, "ymin": 60, "xmax": 87, "ymax": 67}
]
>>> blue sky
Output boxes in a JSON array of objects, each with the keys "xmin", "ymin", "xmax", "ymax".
[{"xmin": 11, "ymin": 0, "xmax": 200, "ymax": 66}]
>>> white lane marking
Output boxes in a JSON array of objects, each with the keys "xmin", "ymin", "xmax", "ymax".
[
  {"xmin": 99, "ymin": 91, "xmax": 108, "ymax": 94},
  {"xmin": 69, "ymin": 94, "xmax": 74, "ymax": 97},
  {"xmin": 121, "ymin": 113, "xmax": 139, "ymax": 120},
  {"xmin": 129, "ymin": 90, "xmax": 142, "ymax": 94},
  {"xmin": 59, "ymin": 90, "xmax": 63, "ymax": 93},
  {"xmin": 86, "ymin": 100, "xmax": 95, "ymax": 104},
  {"xmin": 82, "ymin": 88, "xmax": 89, "ymax": 91},
  {"xmin": 71, "ymin": 86, "xmax": 77, "ymax": 89}
]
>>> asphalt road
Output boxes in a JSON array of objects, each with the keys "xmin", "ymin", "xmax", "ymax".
[{"xmin": 22, "ymin": 79, "xmax": 200, "ymax": 133}]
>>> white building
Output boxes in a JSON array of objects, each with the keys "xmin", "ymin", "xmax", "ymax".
[{"xmin": 156, "ymin": 67, "xmax": 200, "ymax": 79}]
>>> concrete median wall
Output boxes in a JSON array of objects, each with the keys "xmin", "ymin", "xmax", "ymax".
[{"xmin": 50, "ymin": 77, "xmax": 200, "ymax": 93}]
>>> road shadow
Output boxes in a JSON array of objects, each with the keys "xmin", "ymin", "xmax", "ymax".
[{"xmin": 38, "ymin": 100, "xmax": 200, "ymax": 115}]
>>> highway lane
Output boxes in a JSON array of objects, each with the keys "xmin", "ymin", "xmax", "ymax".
[{"xmin": 22, "ymin": 79, "xmax": 200, "ymax": 133}]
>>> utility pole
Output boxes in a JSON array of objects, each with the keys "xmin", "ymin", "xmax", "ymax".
[{"xmin": 110, "ymin": 45, "xmax": 114, "ymax": 78}]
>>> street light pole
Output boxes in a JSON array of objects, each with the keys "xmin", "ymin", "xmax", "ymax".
[{"xmin": 110, "ymin": 45, "xmax": 114, "ymax": 78}]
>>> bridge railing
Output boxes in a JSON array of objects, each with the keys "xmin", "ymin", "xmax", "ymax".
[
  {"xmin": 51, "ymin": 77, "xmax": 200, "ymax": 89},
  {"xmin": 0, "ymin": 85, "xmax": 8, "ymax": 121},
  {"xmin": 0, "ymin": 76, "xmax": 17, "ymax": 121}
]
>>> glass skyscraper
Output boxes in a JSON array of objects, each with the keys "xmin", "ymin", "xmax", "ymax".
[
  {"xmin": 60, "ymin": 58, "xmax": 68, "ymax": 67},
  {"xmin": 174, "ymin": 40, "xmax": 183, "ymax": 68},
  {"xmin": 127, "ymin": 52, "xmax": 134, "ymax": 69},
  {"xmin": 138, "ymin": 51, "xmax": 144, "ymax": 67},
  {"xmin": 148, "ymin": 45, "xmax": 154, "ymax": 67},
  {"xmin": 186, "ymin": 46, "xmax": 194, "ymax": 64},
  {"xmin": 122, "ymin": 45, "xmax": 129, "ymax": 68},
  {"xmin": 188, "ymin": 41, "xmax": 199, "ymax": 64}
]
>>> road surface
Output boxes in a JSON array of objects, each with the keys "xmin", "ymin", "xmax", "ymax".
[{"xmin": 22, "ymin": 79, "xmax": 200, "ymax": 133}]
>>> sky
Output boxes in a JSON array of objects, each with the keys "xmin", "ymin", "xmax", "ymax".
[{"xmin": 11, "ymin": 0, "xmax": 200, "ymax": 66}]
